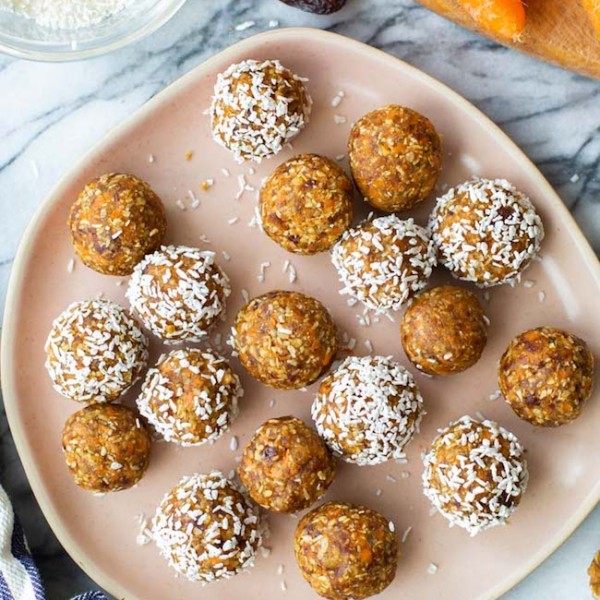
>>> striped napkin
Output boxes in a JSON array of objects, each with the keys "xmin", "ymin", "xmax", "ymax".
[{"xmin": 0, "ymin": 485, "xmax": 109, "ymax": 600}]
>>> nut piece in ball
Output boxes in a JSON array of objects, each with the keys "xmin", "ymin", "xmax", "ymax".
[
  {"xmin": 68, "ymin": 173, "xmax": 167, "ymax": 276},
  {"xmin": 348, "ymin": 105, "xmax": 442, "ymax": 212},
  {"xmin": 499, "ymin": 326, "xmax": 594, "ymax": 427},
  {"xmin": 260, "ymin": 154, "xmax": 353, "ymax": 254},
  {"xmin": 312, "ymin": 355, "xmax": 424, "ymax": 465},
  {"xmin": 45, "ymin": 299, "xmax": 148, "ymax": 403},
  {"xmin": 401, "ymin": 285, "xmax": 488, "ymax": 375},
  {"xmin": 332, "ymin": 215, "xmax": 436, "ymax": 313},
  {"xmin": 238, "ymin": 416, "xmax": 336, "ymax": 513},
  {"xmin": 429, "ymin": 177, "xmax": 544, "ymax": 286},
  {"xmin": 294, "ymin": 501, "xmax": 398, "ymax": 600},
  {"xmin": 126, "ymin": 245, "xmax": 230, "ymax": 343},
  {"xmin": 422, "ymin": 415, "xmax": 528, "ymax": 536},
  {"xmin": 211, "ymin": 59, "xmax": 311, "ymax": 162},
  {"xmin": 152, "ymin": 472, "xmax": 265, "ymax": 583},
  {"xmin": 137, "ymin": 348, "xmax": 242, "ymax": 446},
  {"xmin": 234, "ymin": 290, "xmax": 338, "ymax": 390},
  {"xmin": 62, "ymin": 403, "xmax": 151, "ymax": 492}
]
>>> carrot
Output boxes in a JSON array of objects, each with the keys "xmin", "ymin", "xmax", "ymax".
[
  {"xmin": 581, "ymin": 0, "xmax": 600, "ymax": 39},
  {"xmin": 456, "ymin": 0, "xmax": 527, "ymax": 41}
]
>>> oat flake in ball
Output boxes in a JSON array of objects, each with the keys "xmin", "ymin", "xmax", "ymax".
[
  {"xmin": 69, "ymin": 173, "xmax": 167, "ymax": 276},
  {"xmin": 137, "ymin": 348, "xmax": 242, "ymax": 446},
  {"xmin": 210, "ymin": 59, "xmax": 311, "ymax": 163},
  {"xmin": 238, "ymin": 416, "xmax": 336, "ymax": 513},
  {"xmin": 429, "ymin": 177, "xmax": 544, "ymax": 286},
  {"xmin": 348, "ymin": 105, "xmax": 442, "ymax": 213},
  {"xmin": 499, "ymin": 326, "xmax": 594, "ymax": 427},
  {"xmin": 422, "ymin": 416, "xmax": 528, "ymax": 536},
  {"xmin": 401, "ymin": 285, "xmax": 488, "ymax": 376},
  {"xmin": 312, "ymin": 355, "xmax": 424, "ymax": 465},
  {"xmin": 152, "ymin": 471, "xmax": 265, "ymax": 584},
  {"xmin": 332, "ymin": 215, "xmax": 436, "ymax": 313},
  {"xmin": 126, "ymin": 245, "xmax": 230, "ymax": 344},
  {"xmin": 233, "ymin": 290, "xmax": 338, "ymax": 390},
  {"xmin": 45, "ymin": 299, "xmax": 148, "ymax": 403},
  {"xmin": 294, "ymin": 501, "xmax": 398, "ymax": 600},
  {"xmin": 260, "ymin": 153, "xmax": 353, "ymax": 254},
  {"xmin": 62, "ymin": 403, "xmax": 151, "ymax": 493}
]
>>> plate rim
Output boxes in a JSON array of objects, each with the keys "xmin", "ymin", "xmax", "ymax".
[{"xmin": 2, "ymin": 26, "xmax": 599, "ymax": 600}]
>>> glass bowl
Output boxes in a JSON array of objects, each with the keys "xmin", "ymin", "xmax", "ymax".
[{"xmin": 0, "ymin": 0, "xmax": 187, "ymax": 61}]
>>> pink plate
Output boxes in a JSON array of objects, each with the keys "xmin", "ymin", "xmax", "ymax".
[{"xmin": 2, "ymin": 27, "xmax": 600, "ymax": 600}]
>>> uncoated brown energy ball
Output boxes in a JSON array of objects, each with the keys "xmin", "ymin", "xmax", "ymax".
[
  {"xmin": 69, "ymin": 173, "xmax": 167, "ymax": 276},
  {"xmin": 238, "ymin": 416, "xmax": 336, "ymax": 513},
  {"xmin": 499, "ymin": 326, "xmax": 594, "ymax": 427},
  {"xmin": 62, "ymin": 403, "xmax": 151, "ymax": 493},
  {"xmin": 348, "ymin": 105, "xmax": 442, "ymax": 212},
  {"xmin": 260, "ymin": 154, "xmax": 353, "ymax": 254},
  {"xmin": 294, "ymin": 501, "xmax": 398, "ymax": 600},
  {"xmin": 401, "ymin": 285, "xmax": 488, "ymax": 375},
  {"xmin": 233, "ymin": 290, "xmax": 338, "ymax": 390}
]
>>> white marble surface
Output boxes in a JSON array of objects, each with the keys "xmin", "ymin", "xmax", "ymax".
[{"xmin": 0, "ymin": 1, "xmax": 599, "ymax": 598}]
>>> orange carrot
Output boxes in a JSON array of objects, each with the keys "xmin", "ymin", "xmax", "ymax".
[
  {"xmin": 581, "ymin": 0, "xmax": 600, "ymax": 39},
  {"xmin": 456, "ymin": 0, "xmax": 526, "ymax": 41}
]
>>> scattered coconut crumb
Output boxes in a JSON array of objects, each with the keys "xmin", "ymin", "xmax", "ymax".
[
  {"xmin": 333, "ymin": 114, "xmax": 347, "ymax": 125},
  {"xmin": 222, "ymin": 250, "xmax": 231, "ymax": 261},
  {"xmin": 571, "ymin": 173, "xmax": 580, "ymax": 183},
  {"xmin": 483, "ymin": 291, "xmax": 490, "ymax": 303},
  {"xmin": 200, "ymin": 179, "xmax": 214, "ymax": 192},
  {"xmin": 228, "ymin": 217, "xmax": 239, "ymax": 225},
  {"xmin": 288, "ymin": 264, "xmax": 297, "ymax": 283},
  {"xmin": 188, "ymin": 190, "xmax": 200, "ymax": 209},
  {"xmin": 282, "ymin": 259, "xmax": 290, "ymax": 274},
  {"xmin": 277, "ymin": 564, "xmax": 285, "ymax": 576},
  {"xmin": 523, "ymin": 279, "xmax": 535, "ymax": 288},
  {"xmin": 116, "ymin": 280, "xmax": 124, "ymax": 287},
  {"xmin": 269, "ymin": 398, "xmax": 276, "ymax": 408},
  {"xmin": 401, "ymin": 526, "xmax": 412, "ymax": 543},
  {"xmin": 280, "ymin": 581, "xmax": 287, "ymax": 592},
  {"xmin": 257, "ymin": 261, "xmax": 271, "ymax": 283},
  {"xmin": 136, "ymin": 514, "xmax": 153, "ymax": 546},
  {"xmin": 364, "ymin": 339, "xmax": 374, "ymax": 353},
  {"xmin": 230, "ymin": 436, "xmax": 238, "ymax": 452},
  {"xmin": 400, "ymin": 471, "xmax": 410, "ymax": 479},
  {"xmin": 375, "ymin": 488, "xmax": 382, "ymax": 497},
  {"xmin": 489, "ymin": 390, "xmax": 502, "ymax": 402},
  {"xmin": 148, "ymin": 154, "xmax": 155, "ymax": 164},
  {"xmin": 538, "ymin": 291, "xmax": 546, "ymax": 303},
  {"xmin": 221, "ymin": 167, "xmax": 230, "ymax": 177},
  {"xmin": 475, "ymin": 411, "xmax": 486, "ymax": 421},
  {"xmin": 331, "ymin": 90, "xmax": 345, "ymax": 108},
  {"xmin": 175, "ymin": 199, "xmax": 186, "ymax": 211},
  {"xmin": 261, "ymin": 546, "xmax": 271, "ymax": 558},
  {"xmin": 185, "ymin": 150, "xmax": 193, "ymax": 161},
  {"xmin": 241, "ymin": 289, "xmax": 250, "ymax": 303},
  {"xmin": 427, "ymin": 563, "xmax": 438, "ymax": 575},
  {"xmin": 235, "ymin": 20, "xmax": 255, "ymax": 31},
  {"xmin": 67, "ymin": 258, "xmax": 75, "ymax": 273},
  {"xmin": 199, "ymin": 234, "xmax": 211, "ymax": 244},
  {"xmin": 31, "ymin": 160, "xmax": 39, "ymax": 179},
  {"xmin": 483, "ymin": 314, "xmax": 491, "ymax": 326},
  {"xmin": 268, "ymin": 19, "xmax": 279, "ymax": 28},
  {"xmin": 335, "ymin": 153, "xmax": 346, "ymax": 161},
  {"xmin": 386, "ymin": 474, "xmax": 397, "ymax": 483}
]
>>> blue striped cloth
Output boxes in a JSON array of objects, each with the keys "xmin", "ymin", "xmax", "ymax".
[{"xmin": 0, "ymin": 485, "xmax": 109, "ymax": 600}]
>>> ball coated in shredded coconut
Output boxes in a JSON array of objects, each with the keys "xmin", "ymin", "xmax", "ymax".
[
  {"xmin": 210, "ymin": 59, "xmax": 311, "ymax": 163},
  {"xmin": 422, "ymin": 415, "xmax": 528, "ymax": 536},
  {"xmin": 331, "ymin": 215, "xmax": 436, "ymax": 313},
  {"xmin": 137, "ymin": 348, "xmax": 242, "ymax": 446},
  {"xmin": 428, "ymin": 178, "xmax": 544, "ymax": 287},
  {"xmin": 152, "ymin": 471, "xmax": 265, "ymax": 584},
  {"xmin": 45, "ymin": 299, "xmax": 148, "ymax": 403},
  {"xmin": 312, "ymin": 355, "xmax": 424, "ymax": 466},
  {"xmin": 126, "ymin": 245, "xmax": 230, "ymax": 344}
]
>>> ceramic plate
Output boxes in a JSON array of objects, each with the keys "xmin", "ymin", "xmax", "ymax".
[{"xmin": 2, "ymin": 28, "xmax": 600, "ymax": 600}]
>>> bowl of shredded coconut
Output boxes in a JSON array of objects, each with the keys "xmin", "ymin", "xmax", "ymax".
[{"xmin": 0, "ymin": 0, "xmax": 186, "ymax": 60}]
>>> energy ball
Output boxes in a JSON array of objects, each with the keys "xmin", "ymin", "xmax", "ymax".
[
  {"xmin": 312, "ymin": 355, "xmax": 424, "ymax": 465},
  {"xmin": 348, "ymin": 105, "xmax": 442, "ymax": 213},
  {"xmin": 233, "ymin": 290, "xmax": 338, "ymax": 390},
  {"xmin": 294, "ymin": 501, "xmax": 398, "ymax": 600},
  {"xmin": 332, "ymin": 215, "xmax": 436, "ymax": 313},
  {"xmin": 137, "ymin": 348, "xmax": 242, "ymax": 446},
  {"xmin": 429, "ymin": 178, "xmax": 544, "ymax": 286},
  {"xmin": 45, "ymin": 299, "xmax": 148, "ymax": 404},
  {"xmin": 499, "ymin": 327, "xmax": 594, "ymax": 427},
  {"xmin": 210, "ymin": 59, "xmax": 311, "ymax": 162},
  {"xmin": 126, "ymin": 245, "xmax": 230, "ymax": 343},
  {"xmin": 69, "ymin": 173, "xmax": 167, "ymax": 276},
  {"xmin": 401, "ymin": 285, "xmax": 488, "ymax": 375},
  {"xmin": 422, "ymin": 416, "xmax": 528, "ymax": 536},
  {"xmin": 260, "ymin": 154, "xmax": 353, "ymax": 254},
  {"xmin": 152, "ymin": 472, "xmax": 264, "ymax": 583},
  {"xmin": 238, "ymin": 416, "xmax": 336, "ymax": 513},
  {"xmin": 62, "ymin": 403, "xmax": 151, "ymax": 493}
]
